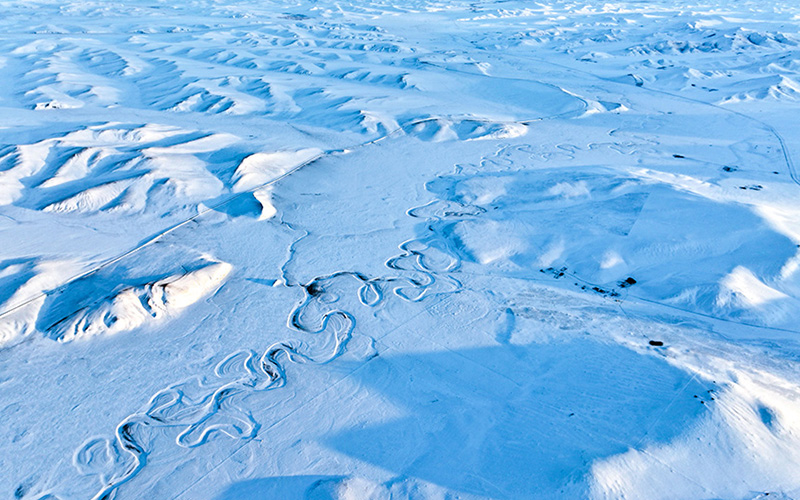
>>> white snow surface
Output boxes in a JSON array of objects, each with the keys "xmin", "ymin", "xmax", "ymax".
[{"xmin": 1, "ymin": 0, "xmax": 800, "ymax": 499}]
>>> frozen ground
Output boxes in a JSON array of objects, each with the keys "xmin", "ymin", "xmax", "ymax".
[{"xmin": 1, "ymin": 0, "xmax": 800, "ymax": 498}]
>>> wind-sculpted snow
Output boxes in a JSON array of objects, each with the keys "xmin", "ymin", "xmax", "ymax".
[
  {"xmin": 0, "ymin": 5, "xmax": 584, "ymax": 139},
  {"xmin": 0, "ymin": 123, "xmax": 237, "ymax": 214},
  {"xmin": 455, "ymin": 0, "xmax": 800, "ymax": 108}
]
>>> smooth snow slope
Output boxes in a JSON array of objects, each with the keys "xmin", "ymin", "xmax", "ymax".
[{"xmin": 1, "ymin": 0, "xmax": 800, "ymax": 499}]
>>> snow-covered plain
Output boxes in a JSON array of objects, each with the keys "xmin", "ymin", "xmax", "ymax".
[{"xmin": 2, "ymin": 0, "xmax": 800, "ymax": 498}]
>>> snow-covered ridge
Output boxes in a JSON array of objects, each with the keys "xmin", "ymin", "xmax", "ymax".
[{"xmin": 47, "ymin": 260, "xmax": 232, "ymax": 342}]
